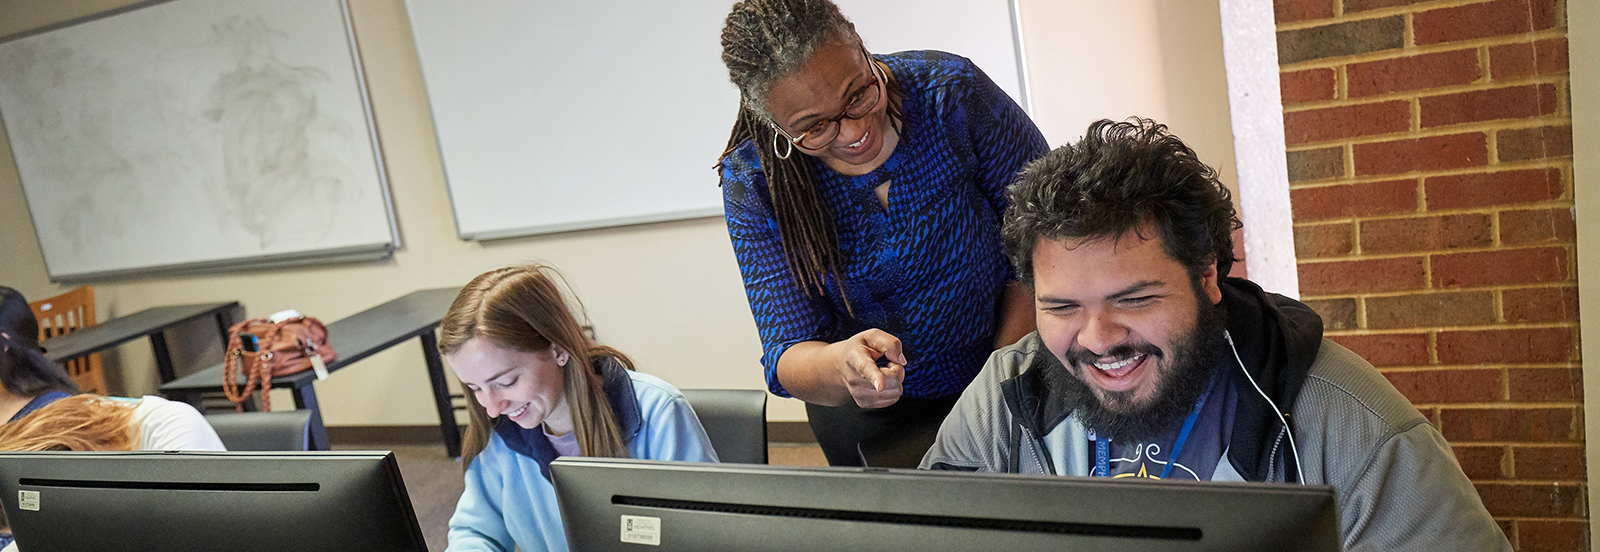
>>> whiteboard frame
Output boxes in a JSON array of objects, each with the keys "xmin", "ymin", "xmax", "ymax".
[
  {"xmin": 1007, "ymin": 0, "xmax": 1032, "ymax": 115},
  {"xmin": 0, "ymin": 0, "xmax": 399, "ymax": 282},
  {"xmin": 461, "ymin": 206, "xmax": 727, "ymax": 242}
]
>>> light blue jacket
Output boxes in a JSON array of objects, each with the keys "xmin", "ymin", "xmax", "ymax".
[{"xmin": 445, "ymin": 366, "xmax": 717, "ymax": 552}]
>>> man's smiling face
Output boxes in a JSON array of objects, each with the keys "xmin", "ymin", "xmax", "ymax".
[{"xmin": 1032, "ymin": 228, "xmax": 1223, "ymax": 423}]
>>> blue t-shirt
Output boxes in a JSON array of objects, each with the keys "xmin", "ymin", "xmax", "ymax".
[
  {"xmin": 6, "ymin": 390, "xmax": 72, "ymax": 424},
  {"xmin": 722, "ymin": 50, "xmax": 1049, "ymax": 399},
  {"xmin": 1099, "ymin": 368, "xmax": 1236, "ymax": 481}
]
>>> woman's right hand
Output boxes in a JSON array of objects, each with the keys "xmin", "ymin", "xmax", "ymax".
[
  {"xmin": 823, "ymin": 329, "xmax": 906, "ymax": 409},
  {"xmin": 774, "ymin": 329, "xmax": 908, "ymax": 409}
]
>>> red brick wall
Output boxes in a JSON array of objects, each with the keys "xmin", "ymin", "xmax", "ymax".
[{"xmin": 1275, "ymin": 0, "xmax": 1583, "ymax": 549}]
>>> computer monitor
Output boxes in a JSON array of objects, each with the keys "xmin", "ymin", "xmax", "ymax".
[
  {"xmin": 0, "ymin": 451, "xmax": 427, "ymax": 552},
  {"xmin": 551, "ymin": 458, "xmax": 1343, "ymax": 552}
]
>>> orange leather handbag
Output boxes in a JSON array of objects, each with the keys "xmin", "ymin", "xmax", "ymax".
[{"xmin": 222, "ymin": 314, "xmax": 336, "ymax": 411}]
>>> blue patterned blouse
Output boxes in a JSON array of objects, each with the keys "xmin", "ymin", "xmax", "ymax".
[{"xmin": 722, "ymin": 50, "xmax": 1048, "ymax": 399}]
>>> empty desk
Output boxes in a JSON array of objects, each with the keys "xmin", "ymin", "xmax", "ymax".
[
  {"xmin": 43, "ymin": 302, "xmax": 238, "ymax": 383},
  {"xmin": 162, "ymin": 288, "xmax": 463, "ymax": 456}
]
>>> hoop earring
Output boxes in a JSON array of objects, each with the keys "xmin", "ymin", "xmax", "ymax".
[{"xmin": 771, "ymin": 128, "xmax": 794, "ymax": 160}]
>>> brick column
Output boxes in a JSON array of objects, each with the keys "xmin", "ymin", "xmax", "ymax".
[{"xmin": 1275, "ymin": 0, "xmax": 1583, "ymax": 549}]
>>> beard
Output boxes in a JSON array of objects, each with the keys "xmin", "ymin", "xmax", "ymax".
[{"xmin": 1045, "ymin": 282, "xmax": 1228, "ymax": 443}]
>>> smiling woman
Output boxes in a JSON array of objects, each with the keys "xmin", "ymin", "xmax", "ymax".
[
  {"xmin": 436, "ymin": 264, "xmax": 717, "ymax": 552},
  {"xmin": 716, "ymin": 0, "xmax": 1049, "ymax": 467}
]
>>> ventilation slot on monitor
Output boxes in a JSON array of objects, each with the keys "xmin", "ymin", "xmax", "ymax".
[
  {"xmin": 19, "ymin": 479, "xmax": 319, "ymax": 492},
  {"xmin": 611, "ymin": 495, "xmax": 1202, "ymax": 541}
]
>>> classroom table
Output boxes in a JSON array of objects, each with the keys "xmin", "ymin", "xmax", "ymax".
[
  {"xmin": 161, "ymin": 288, "xmax": 464, "ymax": 456},
  {"xmin": 43, "ymin": 302, "xmax": 239, "ymax": 383}
]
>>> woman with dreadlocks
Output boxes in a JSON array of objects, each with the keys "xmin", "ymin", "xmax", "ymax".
[{"xmin": 718, "ymin": 0, "xmax": 1048, "ymax": 466}]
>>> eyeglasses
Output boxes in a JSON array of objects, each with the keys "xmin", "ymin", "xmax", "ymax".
[{"xmin": 771, "ymin": 48, "xmax": 884, "ymax": 151}]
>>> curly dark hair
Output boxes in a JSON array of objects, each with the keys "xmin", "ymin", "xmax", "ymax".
[{"xmin": 1002, "ymin": 118, "xmax": 1240, "ymax": 285}]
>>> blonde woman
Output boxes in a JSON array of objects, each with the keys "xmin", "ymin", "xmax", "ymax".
[{"xmin": 441, "ymin": 265, "xmax": 716, "ymax": 552}]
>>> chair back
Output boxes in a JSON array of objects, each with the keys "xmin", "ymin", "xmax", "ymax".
[
  {"xmin": 30, "ymin": 286, "xmax": 108, "ymax": 394},
  {"xmin": 679, "ymin": 389, "xmax": 767, "ymax": 464},
  {"xmin": 204, "ymin": 410, "xmax": 315, "ymax": 451}
]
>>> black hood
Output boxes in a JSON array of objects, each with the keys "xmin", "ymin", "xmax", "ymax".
[
  {"xmin": 1002, "ymin": 277, "xmax": 1325, "ymax": 481},
  {"xmin": 1219, "ymin": 277, "xmax": 1324, "ymax": 481}
]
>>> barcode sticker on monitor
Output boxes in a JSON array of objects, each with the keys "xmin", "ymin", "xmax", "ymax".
[
  {"xmin": 18, "ymin": 490, "xmax": 39, "ymax": 511},
  {"xmin": 620, "ymin": 515, "xmax": 661, "ymax": 546}
]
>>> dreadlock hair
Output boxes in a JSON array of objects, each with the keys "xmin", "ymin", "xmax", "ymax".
[
  {"xmin": 717, "ymin": 0, "xmax": 905, "ymax": 315},
  {"xmin": 1003, "ymin": 118, "xmax": 1241, "ymax": 285},
  {"xmin": 440, "ymin": 264, "xmax": 634, "ymax": 468}
]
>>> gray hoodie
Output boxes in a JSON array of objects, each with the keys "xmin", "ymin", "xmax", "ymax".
[{"xmin": 920, "ymin": 278, "xmax": 1509, "ymax": 552}]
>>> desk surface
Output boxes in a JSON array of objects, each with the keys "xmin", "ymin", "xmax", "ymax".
[
  {"xmin": 43, "ymin": 302, "xmax": 237, "ymax": 362},
  {"xmin": 162, "ymin": 288, "xmax": 461, "ymax": 391}
]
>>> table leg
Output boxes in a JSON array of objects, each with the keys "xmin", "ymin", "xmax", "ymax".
[
  {"xmin": 292, "ymin": 383, "xmax": 331, "ymax": 451},
  {"xmin": 420, "ymin": 332, "xmax": 463, "ymax": 458},
  {"xmin": 148, "ymin": 332, "xmax": 178, "ymax": 383}
]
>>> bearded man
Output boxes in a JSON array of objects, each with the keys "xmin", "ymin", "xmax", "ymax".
[{"xmin": 920, "ymin": 118, "xmax": 1508, "ymax": 551}]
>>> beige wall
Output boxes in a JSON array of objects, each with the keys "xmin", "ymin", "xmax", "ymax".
[
  {"xmin": 1569, "ymin": 0, "xmax": 1599, "ymax": 546},
  {"xmin": 0, "ymin": 0, "xmax": 1237, "ymax": 426},
  {"xmin": 1018, "ymin": 0, "xmax": 1241, "ymax": 200}
]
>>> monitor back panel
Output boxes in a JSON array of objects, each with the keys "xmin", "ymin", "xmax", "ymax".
[{"xmin": 552, "ymin": 458, "xmax": 1343, "ymax": 552}]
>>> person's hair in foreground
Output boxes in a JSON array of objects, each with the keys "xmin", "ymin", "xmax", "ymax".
[
  {"xmin": 0, "ymin": 288, "xmax": 42, "ymax": 354},
  {"xmin": 718, "ymin": 0, "xmax": 905, "ymax": 303},
  {"xmin": 0, "ymin": 395, "xmax": 134, "ymax": 452},
  {"xmin": 0, "ymin": 288, "xmax": 78, "ymax": 401},
  {"xmin": 439, "ymin": 264, "xmax": 633, "ymax": 466},
  {"xmin": 1001, "ymin": 117, "xmax": 1241, "ymax": 285}
]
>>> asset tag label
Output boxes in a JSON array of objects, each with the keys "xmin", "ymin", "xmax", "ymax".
[
  {"xmin": 619, "ymin": 515, "xmax": 661, "ymax": 546},
  {"xmin": 310, "ymin": 354, "xmax": 330, "ymax": 380},
  {"xmin": 18, "ymin": 490, "xmax": 39, "ymax": 511}
]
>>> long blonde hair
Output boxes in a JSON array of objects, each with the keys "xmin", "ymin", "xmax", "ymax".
[
  {"xmin": 440, "ymin": 264, "xmax": 633, "ymax": 467},
  {"xmin": 0, "ymin": 394, "xmax": 136, "ymax": 452}
]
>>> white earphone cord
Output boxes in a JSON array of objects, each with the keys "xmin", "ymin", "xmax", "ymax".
[{"xmin": 1224, "ymin": 331, "xmax": 1305, "ymax": 485}]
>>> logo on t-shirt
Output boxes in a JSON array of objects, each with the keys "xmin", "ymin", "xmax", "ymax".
[{"xmin": 1110, "ymin": 443, "xmax": 1200, "ymax": 480}]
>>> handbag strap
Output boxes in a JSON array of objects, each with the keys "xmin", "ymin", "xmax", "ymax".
[{"xmin": 222, "ymin": 318, "xmax": 275, "ymax": 412}]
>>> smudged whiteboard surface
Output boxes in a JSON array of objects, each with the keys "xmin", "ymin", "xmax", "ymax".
[
  {"xmin": 406, "ymin": 0, "xmax": 1024, "ymax": 240},
  {"xmin": 0, "ymin": 0, "xmax": 395, "ymax": 281}
]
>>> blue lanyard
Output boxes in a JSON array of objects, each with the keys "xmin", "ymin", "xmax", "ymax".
[
  {"xmin": 1093, "ymin": 385, "xmax": 1214, "ymax": 479},
  {"xmin": 1091, "ymin": 430, "xmax": 1110, "ymax": 477}
]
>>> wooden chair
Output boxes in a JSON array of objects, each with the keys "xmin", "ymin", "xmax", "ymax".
[{"xmin": 30, "ymin": 286, "xmax": 109, "ymax": 395}]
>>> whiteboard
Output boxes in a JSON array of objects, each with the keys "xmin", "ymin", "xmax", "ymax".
[
  {"xmin": 406, "ymin": 0, "xmax": 1025, "ymax": 241},
  {"xmin": 0, "ymin": 0, "xmax": 397, "ymax": 281}
]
